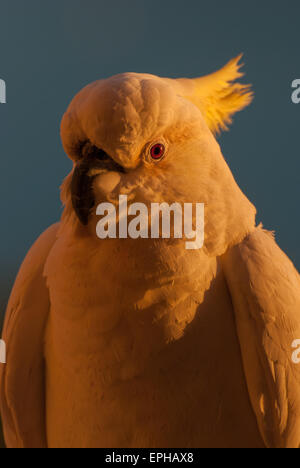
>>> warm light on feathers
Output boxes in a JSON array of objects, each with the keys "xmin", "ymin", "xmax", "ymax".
[
  {"xmin": 172, "ymin": 54, "xmax": 253, "ymax": 134},
  {"xmin": 2, "ymin": 57, "xmax": 300, "ymax": 450}
]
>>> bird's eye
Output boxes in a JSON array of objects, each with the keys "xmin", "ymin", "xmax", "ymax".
[{"xmin": 150, "ymin": 143, "xmax": 165, "ymax": 161}]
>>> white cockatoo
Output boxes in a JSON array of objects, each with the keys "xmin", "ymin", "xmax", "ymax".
[{"xmin": 1, "ymin": 56, "xmax": 300, "ymax": 448}]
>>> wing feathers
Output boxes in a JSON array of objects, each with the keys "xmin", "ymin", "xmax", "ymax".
[
  {"xmin": 222, "ymin": 227, "xmax": 300, "ymax": 448},
  {"xmin": 0, "ymin": 223, "xmax": 59, "ymax": 448}
]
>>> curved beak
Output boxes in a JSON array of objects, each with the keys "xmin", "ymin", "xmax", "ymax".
[
  {"xmin": 71, "ymin": 158, "xmax": 96, "ymax": 225},
  {"xmin": 71, "ymin": 151, "xmax": 124, "ymax": 225}
]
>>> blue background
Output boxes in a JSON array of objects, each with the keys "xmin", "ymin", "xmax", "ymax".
[{"xmin": 0, "ymin": 0, "xmax": 300, "ymax": 315}]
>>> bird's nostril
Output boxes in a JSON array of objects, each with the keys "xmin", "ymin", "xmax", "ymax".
[
  {"xmin": 80, "ymin": 141, "xmax": 110, "ymax": 161},
  {"xmin": 80, "ymin": 140, "xmax": 125, "ymax": 171},
  {"xmin": 95, "ymin": 149, "xmax": 111, "ymax": 161}
]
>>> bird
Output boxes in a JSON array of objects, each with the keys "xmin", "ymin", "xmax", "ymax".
[{"xmin": 1, "ymin": 55, "xmax": 300, "ymax": 448}]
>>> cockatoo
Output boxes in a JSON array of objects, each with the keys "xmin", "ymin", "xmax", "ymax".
[{"xmin": 1, "ymin": 56, "xmax": 300, "ymax": 449}]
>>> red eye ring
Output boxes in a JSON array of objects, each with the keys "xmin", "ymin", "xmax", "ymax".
[{"xmin": 150, "ymin": 143, "xmax": 165, "ymax": 161}]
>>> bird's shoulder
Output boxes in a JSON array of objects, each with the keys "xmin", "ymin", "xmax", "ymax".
[{"xmin": 8, "ymin": 223, "xmax": 60, "ymax": 304}]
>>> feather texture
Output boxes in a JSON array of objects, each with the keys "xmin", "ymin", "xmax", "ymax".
[
  {"xmin": 222, "ymin": 227, "xmax": 300, "ymax": 448},
  {"xmin": 0, "ymin": 224, "xmax": 59, "ymax": 448},
  {"xmin": 172, "ymin": 55, "xmax": 253, "ymax": 134},
  {"xmin": 1, "ymin": 59, "xmax": 299, "ymax": 448}
]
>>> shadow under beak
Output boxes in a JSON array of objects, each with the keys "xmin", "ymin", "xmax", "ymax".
[{"xmin": 71, "ymin": 148, "xmax": 124, "ymax": 225}]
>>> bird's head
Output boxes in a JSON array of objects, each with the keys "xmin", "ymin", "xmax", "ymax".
[{"xmin": 60, "ymin": 56, "xmax": 256, "ymax": 256}]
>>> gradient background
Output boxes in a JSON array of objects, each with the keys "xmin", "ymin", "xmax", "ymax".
[{"xmin": 0, "ymin": 2, "xmax": 300, "ymax": 325}]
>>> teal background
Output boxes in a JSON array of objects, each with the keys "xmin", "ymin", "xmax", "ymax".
[{"xmin": 0, "ymin": 0, "xmax": 300, "ymax": 317}]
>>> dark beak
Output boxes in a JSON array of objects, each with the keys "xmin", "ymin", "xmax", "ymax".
[
  {"xmin": 71, "ymin": 149, "xmax": 124, "ymax": 225},
  {"xmin": 71, "ymin": 158, "xmax": 96, "ymax": 225}
]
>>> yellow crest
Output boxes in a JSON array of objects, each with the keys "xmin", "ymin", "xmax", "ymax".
[{"xmin": 171, "ymin": 55, "xmax": 253, "ymax": 134}]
